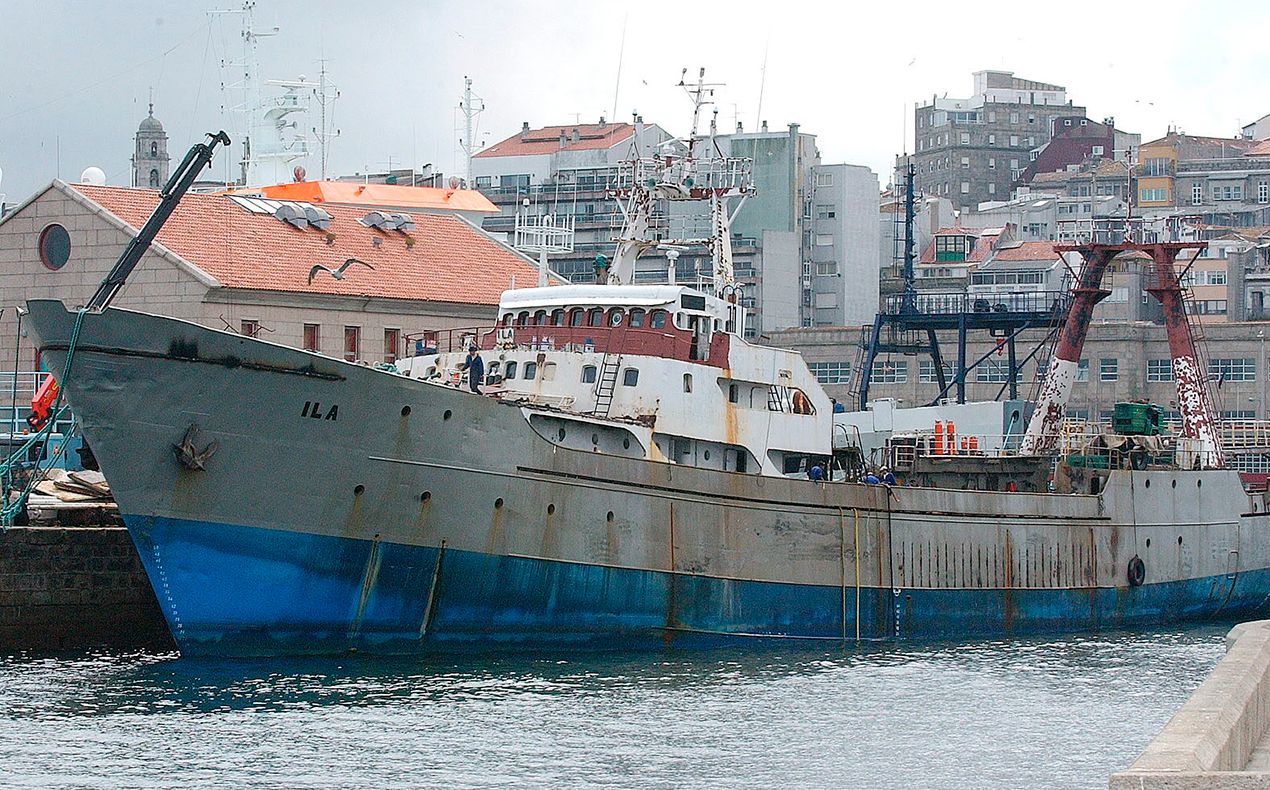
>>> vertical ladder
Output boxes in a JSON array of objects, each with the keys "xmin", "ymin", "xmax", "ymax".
[{"xmin": 592, "ymin": 354, "xmax": 622, "ymax": 417}]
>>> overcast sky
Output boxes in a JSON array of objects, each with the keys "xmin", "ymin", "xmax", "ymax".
[{"xmin": 2, "ymin": 0, "xmax": 1268, "ymax": 203}]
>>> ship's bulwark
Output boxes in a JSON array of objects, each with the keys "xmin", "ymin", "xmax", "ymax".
[{"xmin": 25, "ymin": 300, "xmax": 1270, "ymax": 656}]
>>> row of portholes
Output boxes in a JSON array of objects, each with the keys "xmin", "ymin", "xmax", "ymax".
[
  {"xmin": 354, "ymin": 484, "xmax": 617, "ymax": 524},
  {"xmin": 354, "ymin": 484, "xmax": 434, "ymax": 503},
  {"xmin": 1142, "ymin": 478, "xmax": 1203, "ymax": 490},
  {"xmin": 1144, "ymin": 536, "xmax": 1185, "ymax": 547},
  {"xmin": 556, "ymin": 425, "xmax": 633, "ymax": 450}
]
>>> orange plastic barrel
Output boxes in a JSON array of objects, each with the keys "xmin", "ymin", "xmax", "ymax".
[{"xmin": 933, "ymin": 421, "xmax": 944, "ymax": 455}]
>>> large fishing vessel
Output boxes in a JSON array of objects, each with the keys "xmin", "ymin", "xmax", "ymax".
[{"xmin": 24, "ymin": 76, "xmax": 1270, "ymax": 656}]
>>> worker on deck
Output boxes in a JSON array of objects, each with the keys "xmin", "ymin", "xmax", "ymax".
[
  {"xmin": 461, "ymin": 346, "xmax": 485, "ymax": 394},
  {"xmin": 807, "ymin": 461, "xmax": 824, "ymax": 482}
]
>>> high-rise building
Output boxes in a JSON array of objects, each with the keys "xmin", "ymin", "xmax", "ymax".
[
  {"xmin": 909, "ymin": 70, "xmax": 1085, "ymax": 212},
  {"xmin": 131, "ymin": 103, "xmax": 169, "ymax": 189}
]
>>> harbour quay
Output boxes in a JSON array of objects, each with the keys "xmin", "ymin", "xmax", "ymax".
[
  {"xmin": 0, "ymin": 524, "xmax": 169, "ymax": 651},
  {"xmin": 1110, "ymin": 620, "xmax": 1270, "ymax": 787}
]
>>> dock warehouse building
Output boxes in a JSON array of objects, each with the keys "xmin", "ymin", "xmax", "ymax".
[{"xmin": 0, "ymin": 180, "xmax": 551, "ymax": 371}]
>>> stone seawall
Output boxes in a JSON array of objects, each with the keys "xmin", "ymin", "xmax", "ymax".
[
  {"xmin": 1109, "ymin": 620, "xmax": 1270, "ymax": 788},
  {"xmin": 0, "ymin": 526, "xmax": 172, "ymax": 651}
]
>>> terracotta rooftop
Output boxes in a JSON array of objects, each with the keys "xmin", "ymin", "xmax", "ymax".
[
  {"xmin": 1245, "ymin": 139, "xmax": 1270, "ymax": 157},
  {"xmin": 476, "ymin": 122, "xmax": 635, "ymax": 158},
  {"xmin": 66, "ymin": 183, "xmax": 548, "ymax": 306},
  {"xmin": 257, "ymin": 180, "xmax": 497, "ymax": 213},
  {"xmin": 987, "ymin": 241, "xmax": 1061, "ymax": 262}
]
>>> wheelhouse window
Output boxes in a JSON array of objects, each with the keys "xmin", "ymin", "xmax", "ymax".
[
  {"xmin": 343, "ymin": 326, "xmax": 361, "ymax": 362},
  {"xmin": 533, "ymin": 310, "xmax": 547, "ymax": 325},
  {"xmin": 516, "ymin": 311, "xmax": 530, "ymax": 326},
  {"xmin": 505, "ymin": 361, "xmax": 518, "ymax": 379},
  {"xmin": 622, "ymin": 368, "xmax": 639, "ymax": 386},
  {"xmin": 303, "ymin": 323, "xmax": 320, "ymax": 352},
  {"xmin": 581, "ymin": 365, "xmax": 597, "ymax": 383},
  {"xmin": 551, "ymin": 309, "xmax": 565, "ymax": 325},
  {"xmin": 650, "ymin": 310, "xmax": 668, "ymax": 329},
  {"xmin": 570, "ymin": 308, "xmax": 585, "ymax": 326},
  {"xmin": 629, "ymin": 308, "xmax": 646, "ymax": 327},
  {"xmin": 523, "ymin": 361, "xmax": 538, "ymax": 379},
  {"xmin": 588, "ymin": 308, "xmax": 604, "ymax": 326}
]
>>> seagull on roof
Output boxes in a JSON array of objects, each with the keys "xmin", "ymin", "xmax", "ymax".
[{"xmin": 308, "ymin": 258, "xmax": 373, "ymax": 285}]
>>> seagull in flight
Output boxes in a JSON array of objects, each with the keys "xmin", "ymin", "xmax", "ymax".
[{"xmin": 308, "ymin": 258, "xmax": 373, "ymax": 285}]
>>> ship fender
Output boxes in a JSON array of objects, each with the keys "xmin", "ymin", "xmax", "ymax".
[{"xmin": 1127, "ymin": 555, "xmax": 1146, "ymax": 587}]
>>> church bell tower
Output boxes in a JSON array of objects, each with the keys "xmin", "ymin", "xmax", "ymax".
[{"xmin": 132, "ymin": 103, "xmax": 170, "ymax": 188}]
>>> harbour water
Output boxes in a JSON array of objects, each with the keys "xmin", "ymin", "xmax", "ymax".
[{"xmin": 0, "ymin": 625, "xmax": 1229, "ymax": 789}]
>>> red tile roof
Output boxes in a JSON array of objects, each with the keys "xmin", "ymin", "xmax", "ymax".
[
  {"xmin": 67, "ymin": 183, "xmax": 546, "ymax": 306},
  {"xmin": 987, "ymin": 241, "xmax": 1061, "ymax": 262},
  {"xmin": 475, "ymin": 123, "xmax": 635, "ymax": 158},
  {"xmin": 257, "ymin": 181, "xmax": 497, "ymax": 213},
  {"xmin": 1245, "ymin": 139, "xmax": 1270, "ymax": 157}
]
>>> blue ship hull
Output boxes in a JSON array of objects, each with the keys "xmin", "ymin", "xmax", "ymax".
[{"xmin": 128, "ymin": 515, "xmax": 1270, "ymax": 656}]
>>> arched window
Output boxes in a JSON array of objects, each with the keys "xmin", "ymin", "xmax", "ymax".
[
  {"xmin": 533, "ymin": 310, "xmax": 547, "ymax": 325},
  {"xmin": 504, "ymin": 361, "xmax": 518, "ymax": 380},
  {"xmin": 581, "ymin": 365, "xmax": 597, "ymax": 383},
  {"xmin": 550, "ymin": 309, "xmax": 565, "ymax": 325},
  {"xmin": 650, "ymin": 310, "xmax": 668, "ymax": 329},
  {"xmin": 588, "ymin": 308, "xmax": 604, "ymax": 326},
  {"xmin": 523, "ymin": 361, "xmax": 538, "ymax": 380},
  {"xmin": 148, "ymin": 169, "xmax": 159, "ymax": 188},
  {"xmin": 150, "ymin": 142, "xmax": 158, "ymax": 157},
  {"xmin": 569, "ymin": 308, "xmax": 585, "ymax": 326},
  {"xmin": 629, "ymin": 308, "xmax": 646, "ymax": 327},
  {"xmin": 516, "ymin": 311, "xmax": 529, "ymax": 326}
]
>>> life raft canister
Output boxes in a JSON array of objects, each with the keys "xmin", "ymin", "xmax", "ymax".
[{"xmin": 1127, "ymin": 555, "xmax": 1146, "ymax": 587}]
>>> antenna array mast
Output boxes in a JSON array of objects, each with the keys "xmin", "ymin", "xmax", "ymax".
[
  {"xmin": 608, "ymin": 68, "xmax": 754, "ymax": 297},
  {"xmin": 458, "ymin": 77, "xmax": 486, "ymax": 188},
  {"xmin": 311, "ymin": 59, "xmax": 340, "ymax": 180}
]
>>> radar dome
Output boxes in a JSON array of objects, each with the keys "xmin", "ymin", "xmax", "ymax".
[{"xmin": 80, "ymin": 166, "xmax": 106, "ymax": 186}]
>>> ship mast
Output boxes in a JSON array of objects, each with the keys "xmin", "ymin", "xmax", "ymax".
[{"xmin": 608, "ymin": 68, "xmax": 754, "ymax": 298}]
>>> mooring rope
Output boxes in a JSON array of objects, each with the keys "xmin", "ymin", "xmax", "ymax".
[{"xmin": 0, "ymin": 307, "xmax": 89, "ymax": 529}]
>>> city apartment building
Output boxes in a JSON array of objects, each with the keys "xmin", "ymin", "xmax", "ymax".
[{"xmin": 909, "ymin": 70, "xmax": 1086, "ymax": 212}]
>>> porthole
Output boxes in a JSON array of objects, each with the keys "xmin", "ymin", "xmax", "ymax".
[
  {"xmin": 558, "ymin": 427, "xmax": 566, "ymax": 441},
  {"xmin": 354, "ymin": 484, "xmax": 365, "ymax": 496},
  {"xmin": 1197, "ymin": 479, "xmax": 1203, "ymax": 488},
  {"xmin": 443, "ymin": 409, "xmax": 452, "ymax": 421},
  {"xmin": 1146, "ymin": 538, "xmax": 1151, "ymax": 548},
  {"xmin": 1178, "ymin": 536, "xmax": 1183, "ymax": 545},
  {"xmin": 401, "ymin": 405, "xmax": 412, "ymax": 416},
  {"xmin": 606, "ymin": 511, "xmax": 614, "ymax": 522},
  {"xmin": 591, "ymin": 433, "xmax": 599, "ymax": 445},
  {"xmin": 420, "ymin": 491, "xmax": 432, "ymax": 503},
  {"xmin": 1171, "ymin": 479, "xmax": 1176, "ymax": 489},
  {"xmin": 703, "ymin": 449, "xmax": 711, "ymax": 461},
  {"xmin": 495, "ymin": 497, "xmax": 504, "ymax": 509},
  {"xmin": 1144, "ymin": 479, "xmax": 1151, "ymax": 489},
  {"xmin": 38, "ymin": 223, "xmax": 71, "ymax": 270},
  {"xmin": 547, "ymin": 503, "xmax": 555, "ymax": 515},
  {"xmin": 622, "ymin": 437, "xmax": 630, "ymax": 450}
]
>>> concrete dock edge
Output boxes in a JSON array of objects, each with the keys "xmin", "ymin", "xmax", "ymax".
[{"xmin": 1109, "ymin": 620, "xmax": 1270, "ymax": 788}]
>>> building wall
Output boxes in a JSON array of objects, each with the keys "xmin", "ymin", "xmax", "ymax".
[
  {"xmin": 0, "ymin": 187, "xmax": 498, "ymax": 373},
  {"xmin": 810, "ymin": 163, "xmax": 879, "ymax": 327}
]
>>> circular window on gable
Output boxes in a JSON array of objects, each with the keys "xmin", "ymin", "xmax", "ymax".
[{"xmin": 39, "ymin": 224, "xmax": 71, "ymax": 271}]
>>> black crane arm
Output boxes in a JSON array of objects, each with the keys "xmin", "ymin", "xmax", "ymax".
[{"xmin": 86, "ymin": 130, "xmax": 231, "ymax": 311}]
